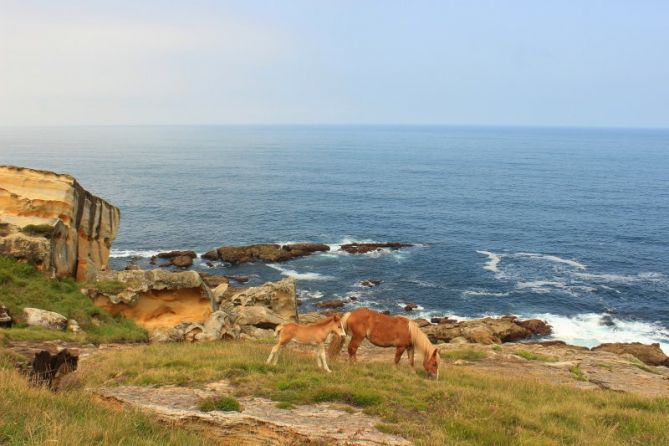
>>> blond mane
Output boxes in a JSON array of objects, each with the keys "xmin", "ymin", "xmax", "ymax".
[{"xmin": 407, "ymin": 320, "xmax": 437, "ymax": 358}]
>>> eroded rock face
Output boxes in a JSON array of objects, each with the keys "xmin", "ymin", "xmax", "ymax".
[
  {"xmin": 0, "ymin": 166, "xmax": 120, "ymax": 281},
  {"xmin": 422, "ymin": 316, "xmax": 552, "ymax": 344},
  {"xmin": 202, "ymin": 243, "xmax": 330, "ymax": 263},
  {"xmin": 592, "ymin": 342, "xmax": 669, "ymax": 367},
  {"xmin": 220, "ymin": 278, "xmax": 298, "ymax": 324},
  {"xmin": 23, "ymin": 308, "xmax": 68, "ymax": 330},
  {"xmin": 0, "ymin": 305, "xmax": 13, "ymax": 328}
]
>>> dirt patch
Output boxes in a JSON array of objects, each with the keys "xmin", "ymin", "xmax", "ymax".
[
  {"xmin": 97, "ymin": 381, "xmax": 411, "ymax": 446},
  {"xmin": 95, "ymin": 288, "xmax": 212, "ymax": 330}
]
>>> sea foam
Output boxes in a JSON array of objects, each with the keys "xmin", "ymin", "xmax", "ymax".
[{"xmin": 267, "ymin": 264, "xmax": 333, "ymax": 281}]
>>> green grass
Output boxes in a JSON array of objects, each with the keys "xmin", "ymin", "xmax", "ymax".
[
  {"xmin": 95, "ymin": 279, "xmax": 126, "ymax": 294},
  {"xmin": 20, "ymin": 224, "xmax": 54, "ymax": 238},
  {"xmin": 491, "ymin": 345, "xmax": 502, "ymax": 352},
  {"xmin": 0, "ymin": 368, "xmax": 207, "ymax": 445},
  {"xmin": 440, "ymin": 349, "xmax": 488, "ymax": 361},
  {"xmin": 199, "ymin": 396, "xmax": 242, "ymax": 412},
  {"xmin": 0, "ymin": 256, "xmax": 147, "ymax": 344},
  {"xmin": 76, "ymin": 341, "xmax": 669, "ymax": 446},
  {"xmin": 513, "ymin": 349, "xmax": 559, "ymax": 362},
  {"xmin": 570, "ymin": 366, "xmax": 588, "ymax": 382}
]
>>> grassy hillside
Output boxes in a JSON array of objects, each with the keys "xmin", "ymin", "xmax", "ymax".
[
  {"xmin": 0, "ymin": 256, "xmax": 147, "ymax": 344},
  {"xmin": 0, "ymin": 368, "xmax": 206, "ymax": 445},
  {"xmin": 76, "ymin": 341, "xmax": 669, "ymax": 446}
]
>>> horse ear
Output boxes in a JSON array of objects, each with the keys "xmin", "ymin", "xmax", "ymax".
[{"xmin": 432, "ymin": 349, "xmax": 439, "ymax": 359}]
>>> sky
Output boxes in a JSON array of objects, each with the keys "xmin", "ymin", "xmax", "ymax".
[{"xmin": 1, "ymin": 1, "xmax": 668, "ymax": 127}]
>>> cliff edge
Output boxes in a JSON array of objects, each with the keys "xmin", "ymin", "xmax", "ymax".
[{"xmin": 0, "ymin": 166, "xmax": 120, "ymax": 281}]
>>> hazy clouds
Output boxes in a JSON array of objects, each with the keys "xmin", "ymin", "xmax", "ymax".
[{"xmin": 1, "ymin": 1, "xmax": 668, "ymax": 127}]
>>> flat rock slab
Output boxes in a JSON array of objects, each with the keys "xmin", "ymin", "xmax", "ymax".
[{"xmin": 98, "ymin": 381, "xmax": 411, "ymax": 446}]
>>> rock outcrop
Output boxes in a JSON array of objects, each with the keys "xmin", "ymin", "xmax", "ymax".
[
  {"xmin": 93, "ymin": 269, "xmax": 298, "ymax": 342},
  {"xmin": 201, "ymin": 243, "xmax": 330, "ymax": 263},
  {"xmin": 592, "ymin": 342, "xmax": 669, "ymax": 367},
  {"xmin": 422, "ymin": 316, "xmax": 551, "ymax": 344},
  {"xmin": 0, "ymin": 305, "xmax": 12, "ymax": 328},
  {"xmin": 0, "ymin": 166, "xmax": 120, "ymax": 281}
]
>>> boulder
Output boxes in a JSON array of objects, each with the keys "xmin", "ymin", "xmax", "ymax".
[
  {"xmin": 234, "ymin": 306, "xmax": 285, "ymax": 329},
  {"xmin": 23, "ymin": 308, "xmax": 67, "ymax": 330},
  {"xmin": 198, "ymin": 272, "xmax": 229, "ymax": 288},
  {"xmin": 155, "ymin": 250, "xmax": 197, "ymax": 259},
  {"xmin": 67, "ymin": 319, "xmax": 82, "ymax": 334},
  {"xmin": 240, "ymin": 325, "xmax": 276, "ymax": 340},
  {"xmin": 222, "ymin": 278, "xmax": 298, "ymax": 323},
  {"xmin": 517, "ymin": 318, "xmax": 552, "ymax": 336},
  {"xmin": 0, "ymin": 165, "xmax": 120, "ymax": 281},
  {"xmin": 94, "ymin": 269, "xmax": 205, "ymax": 305},
  {"xmin": 340, "ymin": 242, "xmax": 413, "ymax": 254},
  {"xmin": 315, "ymin": 299, "xmax": 346, "ymax": 309},
  {"xmin": 0, "ymin": 305, "xmax": 12, "ymax": 328},
  {"xmin": 196, "ymin": 310, "xmax": 240, "ymax": 341},
  {"xmin": 171, "ymin": 255, "xmax": 194, "ymax": 268},
  {"xmin": 201, "ymin": 243, "xmax": 330, "ymax": 264},
  {"xmin": 592, "ymin": 342, "xmax": 669, "ymax": 367}
]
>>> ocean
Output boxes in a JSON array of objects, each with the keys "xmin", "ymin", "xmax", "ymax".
[{"xmin": 1, "ymin": 125, "xmax": 668, "ymax": 351}]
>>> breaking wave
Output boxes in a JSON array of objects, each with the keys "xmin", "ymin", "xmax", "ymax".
[{"xmin": 267, "ymin": 264, "xmax": 334, "ymax": 281}]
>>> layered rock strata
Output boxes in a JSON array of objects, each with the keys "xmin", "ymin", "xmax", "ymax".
[
  {"xmin": 0, "ymin": 166, "xmax": 120, "ymax": 281},
  {"xmin": 201, "ymin": 243, "xmax": 330, "ymax": 263}
]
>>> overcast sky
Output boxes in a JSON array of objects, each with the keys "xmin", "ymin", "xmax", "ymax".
[{"xmin": 1, "ymin": 1, "xmax": 668, "ymax": 127}]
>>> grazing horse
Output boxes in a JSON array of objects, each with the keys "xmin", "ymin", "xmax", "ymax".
[
  {"xmin": 267, "ymin": 314, "xmax": 346, "ymax": 373},
  {"xmin": 328, "ymin": 308, "xmax": 440, "ymax": 379}
]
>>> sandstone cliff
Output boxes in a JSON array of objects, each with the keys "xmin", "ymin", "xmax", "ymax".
[{"xmin": 0, "ymin": 166, "xmax": 120, "ymax": 281}]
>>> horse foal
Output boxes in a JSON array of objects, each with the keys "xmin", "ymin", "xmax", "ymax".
[{"xmin": 267, "ymin": 315, "xmax": 346, "ymax": 372}]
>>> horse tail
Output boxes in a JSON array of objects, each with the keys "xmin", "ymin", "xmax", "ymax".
[{"xmin": 327, "ymin": 312, "xmax": 351, "ymax": 359}]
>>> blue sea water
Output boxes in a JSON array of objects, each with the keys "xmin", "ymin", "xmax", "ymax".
[{"xmin": 1, "ymin": 125, "xmax": 668, "ymax": 351}]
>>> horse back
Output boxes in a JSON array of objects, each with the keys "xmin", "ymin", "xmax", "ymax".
[{"xmin": 348, "ymin": 308, "xmax": 412, "ymax": 347}]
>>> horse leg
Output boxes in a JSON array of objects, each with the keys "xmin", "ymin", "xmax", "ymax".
[
  {"xmin": 266, "ymin": 343, "xmax": 281, "ymax": 365},
  {"xmin": 315, "ymin": 346, "xmax": 324, "ymax": 369},
  {"xmin": 394, "ymin": 346, "xmax": 406, "ymax": 366},
  {"xmin": 347, "ymin": 334, "xmax": 364, "ymax": 363},
  {"xmin": 319, "ymin": 345, "xmax": 332, "ymax": 373},
  {"xmin": 407, "ymin": 346, "xmax": 415, "ymax": 368}
]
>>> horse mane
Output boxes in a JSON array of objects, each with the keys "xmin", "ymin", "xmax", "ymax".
[{"xmin": 407, "ymin": 320, "xmax": 436, "ymax": 357}]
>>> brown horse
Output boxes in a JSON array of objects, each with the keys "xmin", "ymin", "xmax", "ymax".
[
  {"xmin": 328, "ymin": 308, "xmax": 440, "ymax": 378},
  {"xmin": 267, "ymin": 315, "xmax": 346, "ymax": 373}
]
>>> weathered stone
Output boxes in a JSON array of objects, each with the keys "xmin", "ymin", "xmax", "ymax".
[
  {"xmin": 198, "ymin": 272, "xmax": 229, "ymax": 288},
  {"xmin": 155, "ymin": 250, "xmax": 197, "ymax": 259},
  {"xmin": 422, "ymin": 316, "xmax": 550, "ymax": 345},
  {"xmin": 23, "ymin": 308, "xmax": 67, "ymax": 330},
  {"xmin": 171, "ymin": 255, "xmax": 194, "ymax": 268},
  {"xmin": 412, "ymin": 318, "xmax": 431, "ymax": 328},
  {"xmin": 403, "ymin": 303, "xmax": 418, "ymax": 312},
  {"xmin": 0, "ymin": 166, "xmax": 120, "ymax": 281},
  {"xmin": 592, "ymin": 342, "xmax": 669, "ymax": 367},
  {"xmin": 360, "ymin": 279, "xmax": 383, "ymax": 287},
  {"xmin": 196, "ymin": 310, "xmax": 239, "ymax": 341},
  {"xmin": 67, "ymin": 319, "xmax": 82, "ymax": 334},
  {"xmin": 234, "ymin": 306, "xmax": 285, "ymax": 329},
  {"xmin": 223, "ymin": 278, "xmax": 298, "ymax": 323}
]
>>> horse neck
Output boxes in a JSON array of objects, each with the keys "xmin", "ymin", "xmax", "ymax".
[{"xmin": 408, "ymin": 321, "xmax": 435, "ymax": 357}]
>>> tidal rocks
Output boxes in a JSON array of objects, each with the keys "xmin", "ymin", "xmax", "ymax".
[
  {"xmin": 403, "ymin": 303, "xmax": 418, "ymax": 312},
  {"xmin": 360, "ymin": 279, "xmax": 383, "ymax": 288},
  {"xmin": 23, "ymin": 308, "xmax": 68, "ymax": 330},
  {"xmin": 154, "ymin": 251, "xmax": 197, "ymax": 268},
  {"xmin": 314, "ymin": 299, "xmax": 346, "ymax": 309},
  {"xmin": 592, "ymin": 342, "xmax": 669, "ymax": 367},
  {"xmin": 0, "ymin": 166, "xmax": 120, "ymax": 281},
  {"xmin": 0, "ymin": 305, "xmax": 12, "ymax": 328},
  {"xmin": 201, "ymin": 243, "xmax": 330, "ymax": 264},
  {"xmin": 340, "ymin": 242, "xmax": 413, "ymax": 254},
  {"xmin": 422, "ymin": 316, "xmax": 552, "ymax": 345}
]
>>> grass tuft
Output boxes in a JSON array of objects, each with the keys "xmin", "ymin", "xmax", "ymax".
[
  {"xmin": 441, "ymin": 349, "xmax": 487, "ymax": 361},
  {"xmin": 570, "ymin": 365, "xmax": 588, "ymax": 381},
  {"xmin": 199, "ymin": 396, "xmax": 242, "ymax": 412},
  {"xmin": 95, "ymin": 280, "xmax": 126, "ymax": 294},
  {"xmin": 514, "ymin": 349, "xmax": 558, "ymax": 362}
]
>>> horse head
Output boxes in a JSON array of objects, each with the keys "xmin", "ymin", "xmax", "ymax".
[
  {"xmin": 331, "ymin": 314, "xmax": 346, "ymax": 337},
  {"xmin": 423, "ymin": 348, "xmax": 440, "ymax": 379}
]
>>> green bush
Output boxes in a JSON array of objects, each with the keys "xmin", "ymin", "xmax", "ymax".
[{"xmin": 21, "ymin": 224, "xmax": 54, "ymax": 238}]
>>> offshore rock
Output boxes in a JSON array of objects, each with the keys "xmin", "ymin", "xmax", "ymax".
[
  {"xmin": 201, "ymin": 243, "xmax": 329, "ymax": 263},
  {"xmin": 340, "ymin": 242, "xmax": 413, "ymax": 254},
  {"xmin": 0, "ymin": 166, "xmax": 120, "ymax": 281}
]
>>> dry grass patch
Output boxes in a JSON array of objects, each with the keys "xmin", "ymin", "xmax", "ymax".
[{"xmin": 78, "ymin": 341, "xmax": 669, "ymax": 446}]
